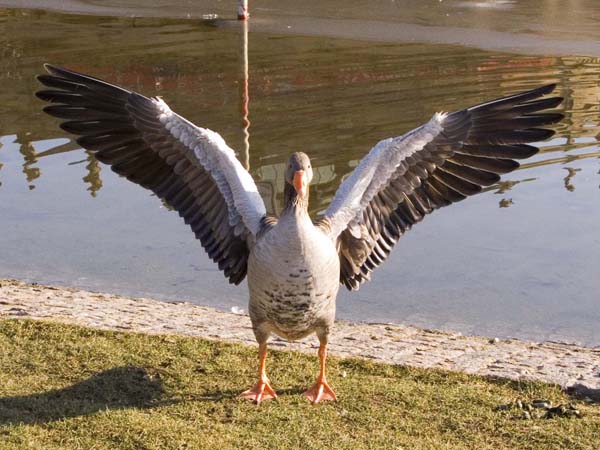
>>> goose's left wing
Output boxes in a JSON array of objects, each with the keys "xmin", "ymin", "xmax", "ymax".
[{"xmin": 319, "ymin": 84, "xmax": 563, "ymax": 291}]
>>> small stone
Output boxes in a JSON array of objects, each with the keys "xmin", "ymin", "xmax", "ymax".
[
  {"xmin": 561, "ymin": 405, "xmax": 581, "ymax": 417},
  {"xmin": 489, "ymin": 337, "xmax": 500, "ymax": 344},
  {"xmin": 522, "ymin": 411, "xmax": 531, "ymax": 420},
  {"xmin": 8, "ymin": 308, "xmax": 27, "ymax": 317},
  {"xmin": 230, "ymin": 306, "xmax": 245, "ymax": 315},
  {"xmin": 546, "ymin": 405, "xmax": 572, "ymax": 418},
  {"xmin": 515, "ymin": 400, "xmax": 523, "ymax": 410},
  {"xmin": 532, "ymin": 400, "xmax": 551, "ymax": 409},
  {"xmin": 341, "ymin": 371, "xmax": 347, "ymax": 378}
]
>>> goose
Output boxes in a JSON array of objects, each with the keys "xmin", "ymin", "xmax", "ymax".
[{"xmin": 36, "ymin": 65, "xmax": 563, "ymax": 404}]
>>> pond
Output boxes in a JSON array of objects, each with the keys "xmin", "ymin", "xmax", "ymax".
[{"xmin": 0, "ymin": 3, "xmax": 598, "ymax": 345}]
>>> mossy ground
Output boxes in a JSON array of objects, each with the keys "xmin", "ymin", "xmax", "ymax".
[{"xmin": 0, "ymin": 319, "xmax": 598, "ymax": 449}]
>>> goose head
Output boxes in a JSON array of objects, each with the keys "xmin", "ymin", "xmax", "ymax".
[{"xmin": 284, "ymin": 152, "xmax": 313, "ymax": 210}]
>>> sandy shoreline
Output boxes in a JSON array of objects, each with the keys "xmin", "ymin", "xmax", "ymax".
[{"xmin": 1, "ymin": 278, "xmax": 598, "ymax": 401}]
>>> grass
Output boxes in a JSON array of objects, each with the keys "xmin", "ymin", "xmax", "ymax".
[{"xmin": 0, "ymin": 320, "xmax": 598, "ymax": 450}]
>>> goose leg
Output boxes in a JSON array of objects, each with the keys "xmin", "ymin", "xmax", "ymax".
[
  {"xmin": 304, "ymin": 342, "xmax": 337, "ymax": 403},
  {"xmin": 240, "ymin": 342, "xmax": 277, "ymax": 404}
]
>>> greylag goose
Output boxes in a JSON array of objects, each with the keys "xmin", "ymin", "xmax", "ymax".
[{"xmin": 36, "ymin": 65, "xmax": 563, "ymax": 404}]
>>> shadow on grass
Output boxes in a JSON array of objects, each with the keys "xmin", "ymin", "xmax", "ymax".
[
  {"xmin": 567, "ymin": 383, "xmax": 600, "ymax": 403},
  {"xmin": 0, "ymin": 366, "xmax": 167, "ymax": 425}
]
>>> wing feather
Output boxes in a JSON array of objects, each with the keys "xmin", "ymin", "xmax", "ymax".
[
  {"xmin": 321, "ymin": 84, "xmax": 563, "ymax": 290},
  {"xmin": 37, "ymin": 64, "xmax": 268, "ymax": 285}
]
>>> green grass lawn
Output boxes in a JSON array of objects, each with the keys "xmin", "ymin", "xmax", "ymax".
[{"xmin": 0, "ymin": 320, "xmax": 598, "ymax": 449}]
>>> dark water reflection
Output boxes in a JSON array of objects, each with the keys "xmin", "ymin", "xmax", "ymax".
[{"xmin": 0, "ymin": 8, "xmax": 599, "ymax": 345}]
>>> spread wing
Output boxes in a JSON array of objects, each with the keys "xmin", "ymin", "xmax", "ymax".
[
  {"xmin": 36, "ymin": 64, "xmax": 267, "ymax": 285},
  {"xmin": 320, "ymin": 84, "xmax": 563, "ymax": 291}
]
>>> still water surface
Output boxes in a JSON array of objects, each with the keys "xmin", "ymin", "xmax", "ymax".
[{"xmin": 0, "ymin": 7, "xmax": 599, "ymax": 345}]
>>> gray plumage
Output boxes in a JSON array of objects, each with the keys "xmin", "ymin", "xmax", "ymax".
[
  {"xmin": 249, "ymin": 207, "xmax": 339, "ymax": 342},
  {"xmin": 36, "ymin": 65, "xmax": 563, "ymax": 403}
]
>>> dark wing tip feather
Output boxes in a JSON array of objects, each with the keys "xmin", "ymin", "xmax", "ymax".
[
  {"xmin": 540, "ymin": 97, "xmax": 563, "ymax": 110},
  {"xmin": 534, "ymin": 83, "xmax": 557, "ymax": 96},
  {"xmin": 38, "ymin": 64, "xmax": 132, "ymax": 97},
  {"xmin": 536, "ymin": 128, "xmax": 556, "ymax": 140},
  {"xmin": 42, "ymin": 63, "xmax": 79, "ymax": 79},
  {"xmin": 469, "ymin": 83, "xmax": 560, "ymax": 113},
  {"xmin": 535, "ymin": 112, "xmax": 564, "ymax": 125},
  {"xmin": 35, "ymin": 90, "xmax": 59, "ymax": 102},
  {"xmin": 41, "ymin": 64, "xmax": 80, "ymax": 81}
]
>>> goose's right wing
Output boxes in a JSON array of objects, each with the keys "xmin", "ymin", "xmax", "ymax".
[{"xmin": 36, "ymin": 64, "xmax": 267, "ymax": 285}]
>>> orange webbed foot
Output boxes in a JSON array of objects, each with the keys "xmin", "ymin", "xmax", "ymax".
[
  {"xmin": 239, "ymin": 380, "xmax": 277, "ymax": 405},
  {"xmin": 304, "ymin": 379, "xmax": 337, "ymax": 404}
]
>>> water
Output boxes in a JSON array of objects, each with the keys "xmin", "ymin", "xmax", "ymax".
[{"xmin": 0, "ymin": 5, "xmax": 599, "ymax": 345}]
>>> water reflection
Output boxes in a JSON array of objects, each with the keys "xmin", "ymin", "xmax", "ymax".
[
  {"xmin": 17, "ymin": 135, "xmax": 39, "ymax": 190},
  {"xmin": 2, "ymin": 64, "xmax": 598, "ymax": 208},
  {"xmin": 0, "ymin": 10, "xmax": 598, "ymax": 207},
  {"xmin": 563, "ymin": 167, "xmax": 581, "ymax": 192},
  {"xmin": 0, "ymin": 7, "xmax": 598, "ymax": 345},
  {"xmin": 11, "ymin": 130, "xmax": 595, "ymax": 211},
  {"xmin": 238, "ymin": 19, "xmax": 250, "ymax": 171}
]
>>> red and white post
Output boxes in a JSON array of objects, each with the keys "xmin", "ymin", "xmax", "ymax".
[{"xmin": 237, "ymin": 0, "xmax": 249, "ymax": 20}]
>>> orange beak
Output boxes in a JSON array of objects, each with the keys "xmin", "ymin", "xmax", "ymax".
[{"xmin": 293, "ymin": 170, "xmax": 307, "ymax": 198}]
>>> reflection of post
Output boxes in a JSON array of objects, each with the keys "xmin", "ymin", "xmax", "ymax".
[
  {"xmin": 239, "ymin": 18, "xmax": 250, "ymax": 170},
  {"xmin": 83, "ymin": 150, "xmax": 103, "ymax": 197},
  {"xmin": 16, "ymin": 133, "xmax": 40, "ymax": 190},
  {"xmin": 237, "ymin": 0, "xmax": 249, "ymax": 20},
  {"xmin": 563, "ymin": 167, "xmax": 581, "ymax": 192}
]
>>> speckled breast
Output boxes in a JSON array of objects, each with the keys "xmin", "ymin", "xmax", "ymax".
[{"xmin": 247, "ymin": 217, "xmax": 340, "ymax": 340}]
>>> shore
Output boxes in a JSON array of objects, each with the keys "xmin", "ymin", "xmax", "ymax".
[{"xmin": 1, "ymin": 278, "xmax": 598, "ymax": 401}]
